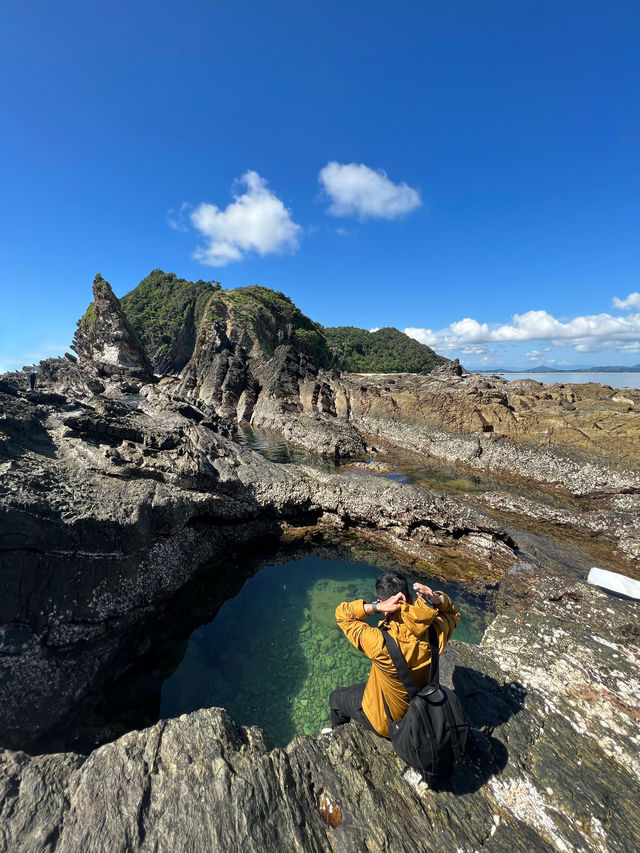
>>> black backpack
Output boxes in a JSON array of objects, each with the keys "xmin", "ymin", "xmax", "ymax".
[{"xmin": 380, "ymin": 624, "xmax": 469, "ymax": 785}]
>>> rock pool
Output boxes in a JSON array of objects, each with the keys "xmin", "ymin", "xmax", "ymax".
[{"xmin": 159, "ymin": 555, "xmax": 487, "ymax": 747}]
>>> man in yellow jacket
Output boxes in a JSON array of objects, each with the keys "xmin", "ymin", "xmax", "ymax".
[{"xmin": 330, "ymin": 571, "xmax": 460, "ymax": 737}]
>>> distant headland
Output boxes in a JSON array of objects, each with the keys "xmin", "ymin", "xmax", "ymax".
[{"xmin": 470, "ymin": 363, "xmax": 640, "ymax": 374}]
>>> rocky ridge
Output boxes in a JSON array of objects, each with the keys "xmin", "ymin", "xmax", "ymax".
[
  {"xmin": 111, "ymin": 275, "xmax": 638, "ymax": 574},
  {"xmin": 1, "ymin": 273, "xmax": 639, "ymax": 852}
]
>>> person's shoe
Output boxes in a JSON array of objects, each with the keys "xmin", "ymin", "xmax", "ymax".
[{"xmin": 320, "ymin": 727, "xmax": 333, "ymax": 735}]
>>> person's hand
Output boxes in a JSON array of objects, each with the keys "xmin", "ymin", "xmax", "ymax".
[
  {"xmin": 376, "ymin": 592, "xmax": 406, "ymax": 614},
  {"xmin": 413, "ymin": 582, "xmax": 443, "ymax": 607}
]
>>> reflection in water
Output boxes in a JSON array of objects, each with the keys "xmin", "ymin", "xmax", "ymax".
[
  {"xmin": 160, "ymin": 556, "xmax": 487, "ymax": 746},
  {"xmin": 236, "ymin": 425, "xmax": 343, "ymax": 468},
  {"xmin": 499, "ymin": 524, "xmax": 596, "ymax": 578},
  {"xmin": 237, "ymin": 425, "xmax": 606, "ymax": 580}
]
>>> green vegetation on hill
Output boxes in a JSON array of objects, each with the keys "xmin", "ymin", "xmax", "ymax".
[
  {"xmin": 120, "ymin": 270, "xmax": 220, "ymax": 373},
  {"xmin": 219, "ymin": 285, "xmax": 332, "ymax": 367},
  {"xmin": 115, "ymin": 270, "xmax": 446, "ymax": 375},
  {"xmin": 78, "ymin": 301, "xmax": 96, "ymax": 333},
  {"xmin": 324, "ymin": 326, "xmax": 446, "ymax": 373}
]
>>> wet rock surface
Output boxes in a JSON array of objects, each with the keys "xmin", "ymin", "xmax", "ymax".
[
  {"xmin": 2, "ymin": 279, "xmax": 640, "ymax": 852},
  {"xmin": 478, "ymin": 490, "xmax": 640, "ymax": 577},
  {"xmin": 0, "ymin": 367, "xmax": 514, "ymax": 749}
]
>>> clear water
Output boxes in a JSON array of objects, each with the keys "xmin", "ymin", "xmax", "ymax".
[
  {"xmin": 497, "ymin": 521, "xmax": 596, "ymax": 577},
  {"xmin": 236, "ymin": 424, "xmax": 344, "ymax": 468},
  {"xmin": 494, "ymin": 372, "xmax": 640, "ymax": 389},
  {"xmin": 236, "ymin": 427, "xmax": 612, "ymax": 580},
  {"xmin": 159, "ymin": 556, "xmax": 486, "ymax": 747}
]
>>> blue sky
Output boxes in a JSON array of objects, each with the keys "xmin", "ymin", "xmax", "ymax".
[{"xmin": 1, "ymin": 0, "xmax": 639, "ymax": 372}]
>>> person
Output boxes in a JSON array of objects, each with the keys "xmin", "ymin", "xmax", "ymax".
[
  {"xmin": 29, "ymin": 372, "xmax": 36, "ymax": 391},
  {"xmin": 329, "ymin": 571, "xmax": 460, "ymax": 737}
]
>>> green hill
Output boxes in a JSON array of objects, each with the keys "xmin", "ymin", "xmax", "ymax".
[
  {"xmin": 120, "ymin": 270, "xmax": 220, "ymax": 373},
  {"xmin": 115, "ymin": 270, "xmax": 447, "ymax": 375},
  {"xmin": 324, "ymin": 326, "xmax": 446, "ymax": 373},
  {"xmin": 218, "ymin": 285, "xmax": 332, "ymax": 367}
]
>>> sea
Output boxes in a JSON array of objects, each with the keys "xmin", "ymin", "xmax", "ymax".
[{"xmin": 492, "ymin": 372, "xmax": 640, "ymax": 390}]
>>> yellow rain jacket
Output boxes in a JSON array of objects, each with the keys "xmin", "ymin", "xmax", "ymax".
[{"xmin": 335, "ymin": 593, "xmax": 460, "ymax": 737}]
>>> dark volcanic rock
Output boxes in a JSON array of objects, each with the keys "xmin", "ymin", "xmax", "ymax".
[
  {"xmin": 0, "ymin": 372, "xmax": 514, "ymax": 749},
  {"xmin": 2, "ymin": 276, "xmax": 640, "ymax": 853},
  {"xmin": 1, "ymin": 569, "xmax": 638, "ymax": 853}
]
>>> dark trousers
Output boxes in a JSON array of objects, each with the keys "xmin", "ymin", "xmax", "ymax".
[{"xmin": 329, "ymin": 682, "xmax": 377, "ymax": 733}]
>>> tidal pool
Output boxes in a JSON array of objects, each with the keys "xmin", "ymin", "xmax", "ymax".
[
  {"xmin": 236, "ymin": 424, "xmax": 344, "ymax": 467},
  {"xmin": 159, "ymin": 555, "xmax": 486, "ymax": 747},
  {"xmin": 236, "ymin": 426, "xmax": 608, "ymax": 579}
]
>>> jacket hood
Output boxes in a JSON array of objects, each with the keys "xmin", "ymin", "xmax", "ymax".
[{"xmin": 390, "ymin": 598, "xmax": 436, "ymax": 641}]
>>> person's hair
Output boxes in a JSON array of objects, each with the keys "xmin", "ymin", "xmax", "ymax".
[{"xmin": 375, "ymin": 572, "xmax": 410, "ymax": 601}]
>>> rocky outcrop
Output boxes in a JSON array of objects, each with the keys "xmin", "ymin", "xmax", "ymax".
[
  {"xmin": 72, "ymin": 274, "xmax": 152, "ymax": 376},
  {"xmin": 428, "ymin": 356, "xmax": 464, "ymax": 376},
  {"xmin": 173, "ymin": 288, "xmax": 367, "ymax": 457},
  {"xmin": 1, "ymin": 565, "xmax": 638, "ymax": 853},
  {"xmin": 143, "ymin": 285, "xmax": 640, "ymax": 500},
  {"xmin": 0, "ymin": 366, "xmax": 515, "ymax": 750},
  {"xmin": 2, "ymin": 275, "xmax": 640, "ymax": 853},
  {"xmin": 67, "ymin": 273, "xmax": 638, "ymax": 498},
  {"xmin": 338, "ymin": 371, "xmax": 640, "ymax": 492}
]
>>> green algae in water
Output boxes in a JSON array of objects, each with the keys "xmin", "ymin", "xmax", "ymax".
[{"xmin": 160, "ymin": 556, "xmax": 487, "ymax": 747}]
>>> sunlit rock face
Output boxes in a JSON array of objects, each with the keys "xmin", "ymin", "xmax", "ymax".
[
  {"xmin": 71, "ymin": 274, "xmax": 152, "ymax": 375},
  {"xmin": 170, "ymin": 286, "xmax": 368, "ymax": 458},
  {"xmin": 337, "ymin": 371, "xmax": 640, "ymax": 484}
]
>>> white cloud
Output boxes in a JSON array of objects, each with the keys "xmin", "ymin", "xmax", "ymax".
[
  {"xmin": 166, "ymin": 202, "xmax": 192, "ymax": 232},
  {"xmin": 406, "ymin": 304, "xmax": 640, "ymax": 355},
  {"xmin": 189, "ymin": 171, "xmax": 302, "ymax": 266},
  {"xmin": 319, "ymin": 161, "xmax": 421, "ymax": 220},
  {"xmin": 526, "ymin": 348, "xmax": 551, "ymax": 361},
  {"xmin": 618, "ymin": 342, "xmax": 640, "ymax": 353},
  {"xmin": 613, "ymin": 292, "xmax": 640, "ymax": 310}
]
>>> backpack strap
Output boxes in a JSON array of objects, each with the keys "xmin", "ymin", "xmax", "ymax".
[
  {"xmin": 424, "ymin": 625, "xmax": 466, "ymax": 766},
  {"xmin": 427, "ymin": 624, "xmax": 440, "ymax": 688},
  {"xmin": 381, "ymin": 628, "xmax": 418, "ymax": 699},
  {"xmin": 380, "ymin": 622, "xmax": 442, "ymax": 703}
]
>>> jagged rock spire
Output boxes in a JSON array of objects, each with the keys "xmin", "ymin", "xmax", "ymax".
[{"xmin": 71, "ymin": 274, "xmax": 152, "ymax": 375}]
